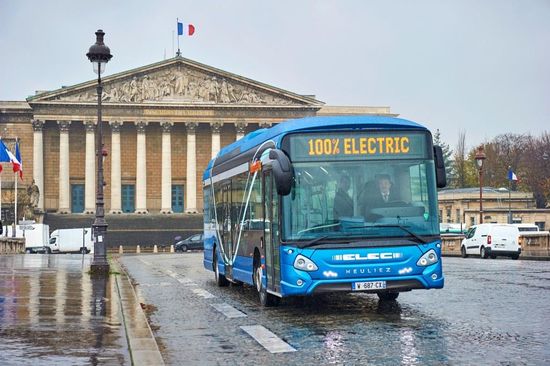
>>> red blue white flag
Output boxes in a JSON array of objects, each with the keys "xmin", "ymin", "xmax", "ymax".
[
  {"xmin": 507, "ymin": 168, "xmax": 518, "ymax": 182},
  {"xmin": 9, "ymin": 140, "xmax": 23, "ymax": 180},
  {"xmin": 177, "ymin": 21, "xmax": 195, "ymax": 36}
]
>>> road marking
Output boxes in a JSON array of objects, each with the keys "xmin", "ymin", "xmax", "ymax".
[
  {"xmin": 210, "ymin": 303, "xmax": 247, "ymax": 318},
  {"xmin": 192, "ymin": 288, "xmax": 216, "ymax": 299},
  {"xmin": 138, "ymin": 259, "xmax": 152, "ymax": 266},
  {"xmin": 176, "ymin": 277, "xmax": 196, "ymax": 285},
  {"xmin": 240, "ymin": 325, "xmax": 296, "ymax": 353}
]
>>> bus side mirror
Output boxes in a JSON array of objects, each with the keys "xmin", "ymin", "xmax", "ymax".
[
  {"xmin": 433, "ymin": 145, "xmax": 447, "ymax": 188},
  {"xmin": 269, "ymin": 149, "xmax": 294, "ymax": 196}
]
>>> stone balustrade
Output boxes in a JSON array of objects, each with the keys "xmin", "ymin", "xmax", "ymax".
[{"xmin": 0, "ymin": 237, "xmax": 26, "ymax": 254}]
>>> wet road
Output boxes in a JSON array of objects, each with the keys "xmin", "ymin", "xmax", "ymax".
[
  {"xmin": 0, "ymin": 255, "xmax": 129, "ymax": 365},
  {"xmin": 121, "ymin": 254, "xmax": 550, "ymax": 365}
]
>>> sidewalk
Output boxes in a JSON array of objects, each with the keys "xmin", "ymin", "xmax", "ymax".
[{"xmin": 0, "ymin": 254, "xmax": 163, "ymax": 365}]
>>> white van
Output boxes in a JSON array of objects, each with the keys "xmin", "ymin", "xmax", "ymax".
[
  {"xmin": 48, "ymin": 228, "xmax": 93, "ymax": 254},
  {"xmin": 461, "ymin": 224, "xmax": 521, "ymax": 259}
]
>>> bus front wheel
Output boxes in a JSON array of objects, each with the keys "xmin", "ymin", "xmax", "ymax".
[
  {"xmin": 377, "ymin": 292, "xmax": 399, "ymax": 301},
  {"xmin": 254, "ymin": 259, "xmax": 279, "ymax": 307},
  {"xmin": 213, "ymin": 248, "xmax": 229, "ymax": 287}
]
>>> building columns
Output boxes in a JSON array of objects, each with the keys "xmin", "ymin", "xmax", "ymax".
[
  {"xmin": 109, "ymin": 121, "xmax": 122, "ymax": 214},
  {"xmin": 84, "ymin": 120, "xmax": 96, "ymax": 214},
  {"xmin": 57, "ymin": 121, "xmax": 71, "ymax": 213},
  {"xmin": 235, "ymin": 121, "xmax": 248, "ymax": 141},
  {"xmin": 211, "ymin": 121, "xmax": 223, "ymax": 158},
  {"xmin": 32, "ymin": 120, "xmax": 45, "ymax": 212},
  {"xmin": 185, "ymin": 122, "xmax": 198, "ymax": 213},
  {"xmin": 160, "ymin": 122, "xmax": 173, "ymax": 214},
  {"xmin": 135, "ymin": 121, "xmax": 148, "ymax": 213}
]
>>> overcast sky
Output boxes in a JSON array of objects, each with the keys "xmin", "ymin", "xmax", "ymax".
[{"xmin": 1, "ymin": 0, "xmax": 548, "ymax": 150}]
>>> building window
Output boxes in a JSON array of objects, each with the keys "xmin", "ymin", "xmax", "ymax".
[
  {"xmin": 446, "ymin": 207, "xmax": 451, "ymax": 223},
  {"xmin": 71, "ymin": 184, "xmax": 84, "ymax": 213},
  {"xmin": 535, "ymin": 221, "xmax": 545, "ymax": 230},
  {"xmin": 172, "ymin": 185, "xmax": 184, "ymax": 213},
  {"xmin": 470, "ymin": 216, "xmax": 475, "ymax": 226},
  {"xmin": 122, "ymin": 185, "xmax": 135, "ymax": 213},
  {"xmin": 439, "ymin": 210, "xmax": 442, "ymax": 223},
  {"xmin": 456, "ymin": 209, "xmax": 461, "ymax": 223}
]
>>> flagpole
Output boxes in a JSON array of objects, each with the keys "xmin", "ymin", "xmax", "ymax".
[
  {"xmin": 508, "ymin": 166, "xmax": 513, "ymax": 224},
  {"xmin": 14, "ymin": 169, "xmax": 17, "ymax": 238},
  {"xmin": 176, "ymin": 18, "xmax": 181, "ymax": 56}
]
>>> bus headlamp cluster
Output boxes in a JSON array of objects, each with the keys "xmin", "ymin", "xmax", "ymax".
[
  {"xmin": 294, "ymin": 255, "xmax": 318, "ymax": 272},
  {"xmin": 416, "ymin": 249, "xmax": 438, "ymax": 267}
]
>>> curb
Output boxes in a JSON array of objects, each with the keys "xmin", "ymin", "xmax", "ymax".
[{"xmin": 111, "ymin": 259, "xmax": 165, "ymax": 366}]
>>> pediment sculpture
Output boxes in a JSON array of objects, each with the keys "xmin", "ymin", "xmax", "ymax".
[{"xmin": 53, "ymin": 67, "xmax": 299, "ymax": 105}]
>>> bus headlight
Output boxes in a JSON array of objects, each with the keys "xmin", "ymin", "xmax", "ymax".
[
  {"xmin": 417, "ymin": 249, "xmax": 438, "ymax": 267},
  {"xmin": 294, "ymin": 254, "xmax": 318, "ymax": 272}
]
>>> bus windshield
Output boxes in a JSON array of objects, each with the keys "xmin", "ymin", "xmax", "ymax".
[{"xmin": 282, "ymin": 159, "xmax": 440, "ymax": 242}]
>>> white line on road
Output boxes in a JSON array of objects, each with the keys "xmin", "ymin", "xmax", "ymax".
[
  {"xmin": 240, "ymin": 325, "xmax": 296, "ymax": 353},
  {"xmin": 176, "ymin": 277, "xmax": 196, "ymax": 285},
  {"xmin": 192, "ymin": 288, "xmax": 216, "ymax": 299},
  {"xmin": 210, "ymin": 303, "xmax": 247, "ymax": 318},
  {"xmin": 138, "ymin": 258, "xmax": 152, "ymax": 266}
]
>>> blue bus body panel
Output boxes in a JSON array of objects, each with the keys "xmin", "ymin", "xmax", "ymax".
[
  {"xmin": 278, "ymin": 241, "xmax": 443, "ymax": 296},
  {"xmin": 203, "ymin": 116, "xmax": 428, "ymax": 180}
]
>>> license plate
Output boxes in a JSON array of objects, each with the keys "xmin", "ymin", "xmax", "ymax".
[{"xmin": 352, "ymin": 281, "xmax": 387, "ymax": 291}]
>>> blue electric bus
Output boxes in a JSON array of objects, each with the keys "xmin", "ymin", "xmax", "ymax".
[{"xmin": 203, "ymin": 116, "xmax": 447, "ymax": 306}]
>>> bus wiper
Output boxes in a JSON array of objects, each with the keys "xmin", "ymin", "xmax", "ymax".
[
  {"xmin": 349, "ymin": 224, "xmax": 428, "ymax": 244},
  {"xmin": 297, "ymin": 235, "xmax": 330, "ymax": 249}
]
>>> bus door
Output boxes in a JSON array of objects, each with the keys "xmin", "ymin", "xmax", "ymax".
[
  {"xmin": 221, "ymin": 182, "xmax": 233, "ymax": 279},
  {"xmin": 263, "ymin": 169, "xmax": 281, "ymax": 293}
]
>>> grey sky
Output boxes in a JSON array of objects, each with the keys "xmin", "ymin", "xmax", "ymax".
[{"xmin": 1, "ymin": 0, "xmax": 548, "ymax": 150}]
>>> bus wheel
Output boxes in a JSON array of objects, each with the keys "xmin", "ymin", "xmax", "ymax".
[
  {"xmin": 213, "ymin": 248, "xmax": 229, "ymax": 287},
  {"xmin": 254, "ymin": 260, "xmax": 279, "ymax": 307},
  {"xmin": 461, "ymin": 246, "xmax": 468, "ymax": 258},
  {"xmin": 377, "ymin": 292, "xmax": 399, "ymax": 301}
]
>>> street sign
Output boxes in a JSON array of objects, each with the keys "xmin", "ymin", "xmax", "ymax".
[
  {"xmin": 20, "ymin": 225, "xmax": 35, "ymax": 230},
  {"xmin": 19, "ymin": 220, "xmax": 36, "ymax": 225}
]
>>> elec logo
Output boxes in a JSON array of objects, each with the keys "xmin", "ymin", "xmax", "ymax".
[{"xmin": 332, "ymin": 253, "xmax": 403, "ymax": 261}]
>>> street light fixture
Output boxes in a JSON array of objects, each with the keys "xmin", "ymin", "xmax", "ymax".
[
  {"xmin": 87, "ymin": 29, "xmax": 112, "ymax": 274},
  {"xmin": 475, "ymin": 146, "xmax": 486, "ymax": 224}
]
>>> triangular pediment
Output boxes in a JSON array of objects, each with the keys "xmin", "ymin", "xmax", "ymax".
[{"xmin": 28, "ymin": 57, "xmax": 323, "ymax": 107}]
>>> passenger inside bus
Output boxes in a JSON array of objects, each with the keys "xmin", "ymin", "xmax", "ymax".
[{"xmin": 333, "ymin": 174, "xmax": 353, "ymax": 219}]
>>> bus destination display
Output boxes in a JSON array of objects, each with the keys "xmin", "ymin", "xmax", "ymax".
[{"xmin": 289, "ymin": 132, "xmax": 428, "ymax": 161}]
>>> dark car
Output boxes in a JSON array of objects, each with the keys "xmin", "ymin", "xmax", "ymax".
[{"xmin": 175, "ymin": 233, "xmax": 204, "ymax": 252}]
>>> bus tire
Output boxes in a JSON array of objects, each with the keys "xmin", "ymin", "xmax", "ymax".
[
  {"xmin": 254, "ymin": 255, "xmax": 279, "ymax": 307},
  {"xmin": 213, "ymin": 248, "xmax": 229, "ymax": 287},
  {"xmin": 461, "ymin": 246, "xmax": 468, "ymax": 258},
  {"xmin": 377, "ymin": 292, "xmax": 399, "ymax": 301}
]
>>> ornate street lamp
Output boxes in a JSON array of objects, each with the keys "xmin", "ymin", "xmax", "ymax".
[
  {"xmin": 475, "ymin": 146, "xmax": 486, "ymax": 224},
  {"xmin": 87, "ymin": 29, "xmax": 112, "ymax": 274}
]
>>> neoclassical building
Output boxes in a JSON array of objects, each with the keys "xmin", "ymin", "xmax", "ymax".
[{"xmin": 1, "ymin": 56, "xmax": 393, "ymax": 219}]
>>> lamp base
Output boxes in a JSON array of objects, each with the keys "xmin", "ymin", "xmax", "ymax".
[{"xmin": 90, "ymin": 263, "xmax": 110, "ymax": 276}]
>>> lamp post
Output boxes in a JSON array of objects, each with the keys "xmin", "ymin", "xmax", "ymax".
[
  {"xmin": 475, "ymin": 146, "xmax": 486, "ymax": 224},
  {"xmin": 87, "ymin": 29, "xmax": 112, "ymax": 274}
]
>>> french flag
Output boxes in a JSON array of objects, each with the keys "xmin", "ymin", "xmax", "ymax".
[
  {"xmin": 177, "ymin": 21, "xmax": 195, "ymax": 36},
  {"xmin": 508, "ymin": 168, "xmax": 518, "ymax": 182},
  {"xmin": 9, "ymin": 140, "xmax": 23, "ymax": 180},
  {"xmin": 0, "ymin": 138, "xmax": 12, "ymax": 173}
]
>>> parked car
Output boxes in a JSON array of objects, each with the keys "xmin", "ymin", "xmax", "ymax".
[
  {"xmin": 175, "ymin": 233, "xmax": 204, "ymax": 252},
  {"xmin": 461, "ymin": 224, "xmax": 521, "ymax": 259}
]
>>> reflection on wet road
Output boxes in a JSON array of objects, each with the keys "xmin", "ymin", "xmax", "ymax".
[
  {"xmin": 0, "ymin": 255, "xmax": 129, "ymax": 365},
  {"xmin": 121, "ymin": 253, "xmax": 550, "ymax": 365}
]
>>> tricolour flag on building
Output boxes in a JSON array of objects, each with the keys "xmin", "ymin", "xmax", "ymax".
[
  {"xmin": 0, "ymin": 138, "xmax": 12, "ymax": 173},
  {"xmin": 507, "ymin": 168, "xmax": 518, "ymax": 182},
  {"xmin": 9, "ymin": 140, "xmax": 23, "ymax": 180},
  {"xmin": 177, "ymin": 21, "xmax": 195, "ymax": 36}
]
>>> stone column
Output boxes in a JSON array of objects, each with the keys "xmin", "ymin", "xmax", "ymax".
[
  {"xmin": 185, "ymin": 122, "xmax": 198, "ymax": 213},
  {"xmin": 135, "ymin": 121, "xmax": 148, "ymax": 213},
  {"xmin": 235, "ymin": 121, "xmax": 248, "ymax": 141},
  {"xmin": 109, "ymin": 120, "xmax": 122, "ymax": 214},
  {"xmin": 210, "ymin": 121, "xmax": 223, "ymax": 158},
  {"xmin": 160, "ymin": 122, "xmax": 173, "ymax": 214},
  {"xmin": 57, "ymin": 121, "xmax": 71, "ymax": 213},
  {"xmin": 84, "ymin": 120, "xmax": 96, "ymax": 214},
  {"xmin": 32, "ymin": 120, "xmax": 45, "ymax": 211}
]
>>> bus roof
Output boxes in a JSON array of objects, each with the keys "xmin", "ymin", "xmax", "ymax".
[{"xmin": 203, "ymin": 115, "xmax": 428, "ymax": 180}]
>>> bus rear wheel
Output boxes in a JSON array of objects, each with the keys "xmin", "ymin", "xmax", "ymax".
[
  {"xmin": 213, "ymin": 248, "xmax": 229, "ymax": 287},
  {"xmin": 254, "ymin": 260, "xmax": 279, "ymax": 307}
]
